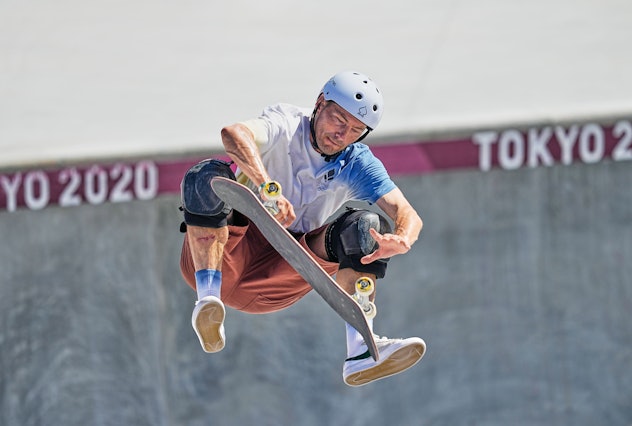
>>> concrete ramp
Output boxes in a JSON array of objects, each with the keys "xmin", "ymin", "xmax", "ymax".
[
  {"xmin": 393, "ymin": 160, "xmax": 632, "ymax": 425},
  {"xmin": 1, "ymin": 157, "xmax": 630, "ymax": 425}
]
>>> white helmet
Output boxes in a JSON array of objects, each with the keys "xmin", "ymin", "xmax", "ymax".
[{"xmin": 321, "ymin": 71, "xmax": 384, "ymax": 130}]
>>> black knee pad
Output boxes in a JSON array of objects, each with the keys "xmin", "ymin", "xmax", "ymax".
[
  {"xmin": 181, "ymin": 159, "xmax": 235, "ymax": 228},
  {"xmin": 325, "ymin": 208, "xmax": 392, "ymax": 279}
]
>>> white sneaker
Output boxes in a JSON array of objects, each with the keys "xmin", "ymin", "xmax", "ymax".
[
  {"xmin": 191, "ymin": 296, "xmax": 226, "ymax": 353},
  {"xmin": 343, "ymin": 335, "xmax": 426, "ymax": 387}
]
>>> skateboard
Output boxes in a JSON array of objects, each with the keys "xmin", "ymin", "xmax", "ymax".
[{"xmin": 211, "ymin": 176, "xmax": 379, "ymax": 361}]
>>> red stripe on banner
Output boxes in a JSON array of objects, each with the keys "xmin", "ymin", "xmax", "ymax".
[
  {"xmin": 1, "ymin": 120, "xmax": 631, "ymax": 212},
  {"xmin": 372, "ymin": 138, "xmax": 478, "ymax": 176}
]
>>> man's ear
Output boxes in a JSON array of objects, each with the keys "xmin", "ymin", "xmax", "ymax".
[{"xmin": 315, "ymin": 93, "xmax": 325, "ymax": 109}]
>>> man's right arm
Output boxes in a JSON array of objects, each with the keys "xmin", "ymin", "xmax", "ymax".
[
  {"xmin": 220, "ymin": 121, "xmax": 296, "ymax": 228},
  {"xmin": 221, "ymin": 122, "xmax": 271, "ymax": 189}
]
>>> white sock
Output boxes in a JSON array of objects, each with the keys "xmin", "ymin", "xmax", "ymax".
[{"xmin": 345, "ymin": 319, "xmax": 374, "ymax": 358}]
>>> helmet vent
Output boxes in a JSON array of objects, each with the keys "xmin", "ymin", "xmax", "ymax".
[{"xmin": 355, "ymin": 93, "xmax": 363, "ymax": 100}]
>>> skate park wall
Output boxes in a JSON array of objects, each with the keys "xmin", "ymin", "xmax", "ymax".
[
  {"xmin": 3, "ymin": 0, "xmax": 632, "ymax": 422},
  {"xmin": 1, "ymin": 124, "xmax": 631, "ymax": 425}
]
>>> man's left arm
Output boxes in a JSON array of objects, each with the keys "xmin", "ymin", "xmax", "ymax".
[{"xmin": 360, "ymin": 187, "xmax": 423, "ymax": 264}]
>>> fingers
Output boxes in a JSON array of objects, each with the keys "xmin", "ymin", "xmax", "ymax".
[
  {"xmin": 369, "ymin": 227, "xmax": 382, "ymax": 240},
  {"xmin": 360, "ymin": 252, "xmax": 378, "ymax": 264},
  {"xmin": 360, "ymin": 228, "xmax": 411, "ymax": 264},
  {"xmin": 274, "ymin": 200, "xmax": 296, "ymax": 228},
  {"xmin": 369, "ymin": 227, "xmax": 410, "ymax": 251},
  {"xmin": 276, "ymin": 213, "xmax": 294, "ymax": 227}
]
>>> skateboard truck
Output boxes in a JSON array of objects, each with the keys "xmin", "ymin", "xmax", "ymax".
[
  {"xmin": 259, "ymin": 181, "xmax": 282, "ymax": 215},
  {"xmin": 353, "ymin": 277, "xmax": 377, "ymax": 319}
]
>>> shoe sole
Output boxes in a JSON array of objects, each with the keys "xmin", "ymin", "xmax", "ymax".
[
  {"xmin": 193, "ymin": 300, "xmax": 225, "ymax": 353},
  {"xmin": 344, "ymin": 341, "xmax": 426, "ymax": 387}
]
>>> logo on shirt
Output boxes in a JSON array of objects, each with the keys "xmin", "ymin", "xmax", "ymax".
[{"xmin": 318, "ymin": 169, "xmax": 336, "ymax": 191}]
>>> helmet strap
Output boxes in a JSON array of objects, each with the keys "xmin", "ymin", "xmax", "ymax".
[
  {"xmin": 354, "ymin": 128, "xmax": 372, "ymax": 143},
  {"xmin": 309, "ymin": 107, "xmax": 341, "ymax": 162},
  {"xmin": 309, "ymin": 108, "xmax": 322, "ymax": 154}
]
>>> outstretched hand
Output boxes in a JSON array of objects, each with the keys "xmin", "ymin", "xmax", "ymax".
[{"xmin": 360, "ymin": 228, "xmax": 412, "ymax": 264}]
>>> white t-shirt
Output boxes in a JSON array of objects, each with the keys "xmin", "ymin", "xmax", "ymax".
[{"xmin": 236, "ymin": 103, "xmax": 396, "ymax": 233}]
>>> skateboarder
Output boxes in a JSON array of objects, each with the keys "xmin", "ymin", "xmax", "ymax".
[{"xmin": 179, "ymin": 71, "xmax": 426, "ymax": 386}]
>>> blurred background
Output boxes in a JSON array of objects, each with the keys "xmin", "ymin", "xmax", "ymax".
[{"xmin": 1, "ymin": 1, "xmax": 631, "ymax": 425}]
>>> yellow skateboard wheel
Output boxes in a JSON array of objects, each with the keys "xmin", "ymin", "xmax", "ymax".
[
  {"xmin": 355, "ymin": 277, "xmax": 374, "ymax": 296},
  {"xmin": 260, "ymin": 181, "xmax": 282, "ymax": 201}
]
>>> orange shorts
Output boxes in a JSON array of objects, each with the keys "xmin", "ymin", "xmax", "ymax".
[{"xmin": 180, "ymin": 221, "xmax": 339, "ymax": 314}]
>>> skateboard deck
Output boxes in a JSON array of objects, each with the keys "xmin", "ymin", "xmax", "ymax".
[{"xmin": 211, "ymin": 176, "xmax": 379, "ymax": 361}]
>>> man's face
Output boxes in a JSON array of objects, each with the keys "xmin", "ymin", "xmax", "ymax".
[{"xmin": 312, "ymin": 97, "xmax": 367, "ymax": 156}]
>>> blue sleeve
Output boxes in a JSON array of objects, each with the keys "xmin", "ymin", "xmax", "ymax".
[{"xmin": 343, "ymin": 145, "xmax": 396, "ymax": 204}]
